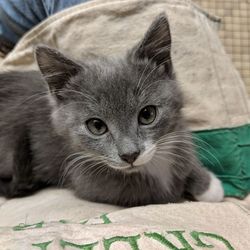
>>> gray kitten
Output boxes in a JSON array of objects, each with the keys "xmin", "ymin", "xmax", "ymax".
[{"xmin": 0, "ymin": 13, "xmax": 223, "ymax": 206}]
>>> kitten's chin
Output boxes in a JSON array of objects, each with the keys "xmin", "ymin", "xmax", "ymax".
[{"xmin": 108, "ymin": 164, "xmax": 143, "ymax": 174}]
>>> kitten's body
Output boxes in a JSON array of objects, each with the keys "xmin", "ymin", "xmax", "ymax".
[
  {"xmin": 0, "ymin": 72, "xmax": 67, "ymax": 190},
  {"xmin": 0, "ymin": 14, "xmax": 224, "ymax": 205},
  {"xmin": 0, "ymin": 69, "xmax": 191, "ymax": 205}
]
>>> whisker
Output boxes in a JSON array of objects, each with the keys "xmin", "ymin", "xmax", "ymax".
[
  {"xmin": 155, "ymin": 131, "xmax": 223, "ymax": 169},
  {"xmin": 156, "ymin": 142, "xmax": 220, "ymax": 170},
  {"xmin": 60, "ymin": 153, "xmax": 98, "ymax": 186},
  {"xmin": 135, "ymin": 44, "xmax": 172, "ymax": 95}
]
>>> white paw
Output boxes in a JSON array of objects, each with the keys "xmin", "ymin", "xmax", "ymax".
[{"xmin": 195, "ymin": 172, "xmax": 224, "ymax": 202}]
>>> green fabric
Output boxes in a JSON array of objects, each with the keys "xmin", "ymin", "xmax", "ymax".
[{"xmin": 193, "ymin": 124, "xmax": 250, "ymax": 198}]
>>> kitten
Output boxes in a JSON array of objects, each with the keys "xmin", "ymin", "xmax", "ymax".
[{"xmin": 0, "ymin": 13, "xmax": 223, "ymax": 206}]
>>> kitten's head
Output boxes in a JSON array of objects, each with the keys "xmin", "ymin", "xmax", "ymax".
[{"xmin": 35, "ymin": 13, "xmax": 183, "ymax": 172}]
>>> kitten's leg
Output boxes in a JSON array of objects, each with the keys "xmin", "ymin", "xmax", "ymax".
[
  {"xmin": 0, "ymin": 129, "xmax": 39, "ymax": 198},
  {"xmin": 186, "ymin": 165, "xmax": 224, "ymax": 202},
  {"xmin": 0, "ymin": 178, "xmax": 12, "ymax": 196}
]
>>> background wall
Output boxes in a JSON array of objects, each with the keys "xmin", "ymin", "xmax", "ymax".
[{"xmin": 194, "ymin": 0, "xmax": 250, "ymax": 95}]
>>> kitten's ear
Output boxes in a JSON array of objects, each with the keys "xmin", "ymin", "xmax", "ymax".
[
  {"xmin": 35, "ymin": 45, "xmax": 82, "ymax": 92},
  {"xmin": 129, "ymin": 13, "xmax": 173, "ymax": 75}
]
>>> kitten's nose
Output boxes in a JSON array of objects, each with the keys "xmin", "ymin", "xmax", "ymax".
[{"xmin": 120, "ymin": 151, "xmax": 140, "ymax": 164}]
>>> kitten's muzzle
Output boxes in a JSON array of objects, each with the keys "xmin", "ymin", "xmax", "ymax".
[{"xmin": 119, "ymin": 151, "xmax": 140, "ymax": 164}]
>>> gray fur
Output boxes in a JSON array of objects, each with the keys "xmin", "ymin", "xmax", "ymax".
[{"xmin": 0, "ymin": 13, "xmax": 212, "ymax": 205}]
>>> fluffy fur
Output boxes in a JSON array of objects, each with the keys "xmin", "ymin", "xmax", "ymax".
[{"xmin": 0, "ymin": 13, "xmax": 224, "ymax": 206}]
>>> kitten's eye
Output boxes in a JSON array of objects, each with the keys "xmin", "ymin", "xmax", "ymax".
[
  {"xmin": 138, "ymin": 105, "xmax": 157, "ymax": 125},
  {"xmin": 86, "ymin": 118, "xmax": 108, "ymax": 135}
]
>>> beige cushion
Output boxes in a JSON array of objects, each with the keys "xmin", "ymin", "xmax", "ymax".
[{"xmin": 0, "ymin": 189, "xmax": 250, "ymax": 249}]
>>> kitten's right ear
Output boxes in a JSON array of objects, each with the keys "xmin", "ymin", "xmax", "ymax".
[
  {"xmin": 35, "ymin": 45, "xmax": 82, "ymax": 94},
  {"xmin": 128, "ymin": 13, "xmax": 173, "ymax": 76}
]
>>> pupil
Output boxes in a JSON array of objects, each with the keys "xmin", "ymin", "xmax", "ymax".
[
  {"xmin": 143, "ymin": 109, "xmax": 151, "ymax": 120},
  {"xmin": 94, "ymin": 120, "xmax": 102, "ymax": 130}
]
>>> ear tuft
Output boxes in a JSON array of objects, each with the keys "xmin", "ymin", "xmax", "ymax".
[{"xmin": 35, "ymin": 45, "xmax": 82, "ymax": 93}]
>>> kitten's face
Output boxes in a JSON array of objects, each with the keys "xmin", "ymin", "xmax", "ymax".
[{"xmin": 36, "ymin": 13, "xmax": 183, "ymax": 172}]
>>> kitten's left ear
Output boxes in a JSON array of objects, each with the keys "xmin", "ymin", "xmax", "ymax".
[
  {"xmin": 129, "ymin": 13, "xmax": 173, "ymax": 76},
  {"xmin": 35, "ymin": 45, "xmax": 82, "ymax": 93}
]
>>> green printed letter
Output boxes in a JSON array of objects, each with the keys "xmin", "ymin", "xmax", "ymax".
[
  {"xmin": 100, "ymin": 213, "xmax": 112, "ymax": 224},
  {"xmin": 13, "ymin": 221, "xmax": 44, "ymax": 231},
  {"xmin": 191, "ymin": 231, "xmax": 235, "ymax": 250},
  {"xmin": 103, "ymin": 235, "xmax": 140, "ymax": 250},
  {"xmin": 145, "ymin": 231, "xmax": 194, "ymax": 250},
  {"xmin": 60, "ymin": 239, "xmax": 98, "ymax": 250},
  {"xmin": 32, "ymin": 241, "xmax": 52, "ymax": 250}
]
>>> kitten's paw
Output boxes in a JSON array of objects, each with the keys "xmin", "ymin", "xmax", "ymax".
[{"xmin": 195, "ymin": 172, "xmax": 224, "ymax": 202}]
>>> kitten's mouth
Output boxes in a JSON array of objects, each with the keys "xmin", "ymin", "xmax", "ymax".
[
  {"xmin": 107, "ymin": 162, "xmax": 140, "ymax": 173},
  {"xmin": 125, "ymin": 164, "xmax": 142, "ymax": 173},
  {"xmin": 109, "ymin": 164, "xmax": 135, "ymax": 171},
  {"xmin": 124, "ymin": 164, "xmax": 138, "ymax": 172},
  {"xmin": 109, "ymin": 161, "xmax": 148, "ymax": 173}
]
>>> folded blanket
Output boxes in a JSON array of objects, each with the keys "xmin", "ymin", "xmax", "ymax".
[{"xmin": 0, "ymin": 189, "xmax": 250, "ymax": 249}]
